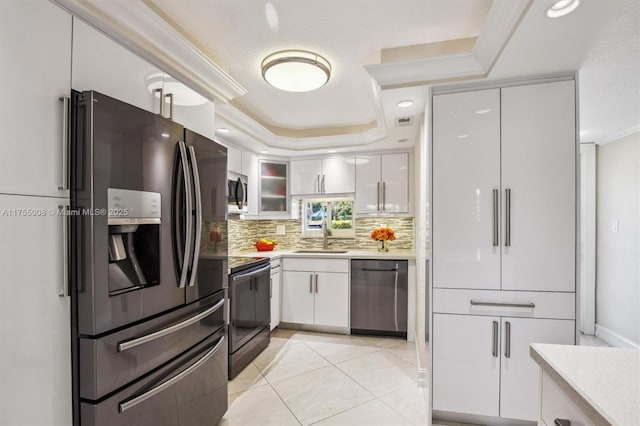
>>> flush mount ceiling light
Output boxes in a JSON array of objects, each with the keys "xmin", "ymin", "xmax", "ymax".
[
  {"xmin": 216, "ymin": 128, "xmax": 230, "ymax": 134},
  {"xmin": 546, "ymin": 0, "xmax": 580, "ymax": 18},
  {"xmin": 261, "ymin": 50, "xmax": 331, "ymax": 92},
  {"xmin": 396, "ymin": 100, "xmax": 414, "ymax": 108}
]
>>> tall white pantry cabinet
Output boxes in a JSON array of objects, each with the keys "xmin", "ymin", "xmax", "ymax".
[{"xmin": 431, "ymin": 79, "xmax": 577, "ymax": 423}]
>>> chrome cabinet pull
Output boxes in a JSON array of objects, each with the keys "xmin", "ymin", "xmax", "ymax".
[
  {"xmin": 119, "ymin": 336, "xmax": 225, "ymax": 413},
  {"xmin": 505, "ymin": 321, "xmax": 511, "ymax": 358},
  {"xmin": 471, "ymin": 300, "xmax": 535, "ymax": 309},
  {"xmin": 315, "ymin": 274, "xmax": 319, "ymax": 293},
  {"xmin": 492, "ymin": 189, "xmax": 499, "ymax": 246},
  {"xmin": 382, "ymin": 182, "xmax": 386, "ymax": 210},
  {"xmin": 188, "ymin": 146, "xmax": 202, "ymax": 287},
  {"xmin": 154, "ymin": 88, "xmax": 164, "ymax": 116},
  {"xmin": 492, "ymin": 321, "xmax": 498, "ymax": 357},
  {"xmin": 118, "ymin": 299, "xmax": 224, "ymax": 352},
  {"xmin": 505, "ymin": 188, "xmax": 511, "ymax": 247},
  {"xmin": 377, "ymin": 182, "xmax": 381, "ymax": 211},
  {"xmin": 317, "ymin": 175, "xmax": 321, "ymax": 193},
  {"xmin": 177, "ymin": 142, "xmax": 193, "ymax": 289},
  {"xmin": 164, "ymin": 93, "xmax": 174, "ymax": 119},
  {"xmin": 554, "ymin": 419, "xmax": 571, "ymax": 426},
  {"xmin": 58, "ymin": 97, "xmax": 69, "ymax": 191},
  {"xmin": 59, "ymin": 205, "xmax": 69, "ymax": 297},
  {"xmin": 309, "ymin": 274, "xmax": 313, "ymax": 293},
  {"xmin": 321, "ymin": 175, "xmax": 326, "ymax": 193}
]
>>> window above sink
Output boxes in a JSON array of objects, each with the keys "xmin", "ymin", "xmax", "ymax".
[{"xmin": 301, "ymin": 197, "xmax": 354, "ymax": 238}]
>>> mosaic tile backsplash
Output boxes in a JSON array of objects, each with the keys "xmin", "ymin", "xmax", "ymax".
[{"xmin": 228, "ymin": 216, "xmax": 415, "ymax": 253}]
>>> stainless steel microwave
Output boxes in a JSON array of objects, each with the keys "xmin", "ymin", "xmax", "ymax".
[{"xmin": 228, "ymin": 172, "xmax": 248, "ymax": 214}]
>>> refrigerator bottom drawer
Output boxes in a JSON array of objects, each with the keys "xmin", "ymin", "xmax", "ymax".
[{"xmin": 81, "ymin": 327, "xmax": 228, "ymax": 426}]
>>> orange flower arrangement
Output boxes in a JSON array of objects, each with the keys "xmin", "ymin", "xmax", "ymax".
[{"xmin": 371, "ymin": 226, "xmax": 396, "ymax": 241}]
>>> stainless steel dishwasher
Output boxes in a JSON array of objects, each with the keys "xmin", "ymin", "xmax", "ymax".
[{"xmin": 350, "ymin": 260, "xmax": 408, "ymax": 337}]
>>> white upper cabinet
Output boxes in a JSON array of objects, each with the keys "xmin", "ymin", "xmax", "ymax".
[
  {"xmin": 243, "ymin": 152, "xmax": 259, "ymax": 215},
  {"xmin": 432, "ymin": 81, "xmax": 576, "ymax": 292},
  {"xmin": 0, "ymin": 1, "xmax": 71, "ymax": 197},
  {"xmin": 355, "ymin": 153, "xmax": 409, "ymax": 214},
  {"xmin": 227, "ymin": 146, "xmax": 242, "ymax": 174},
  {"xmin": 72, "ymin": 19, "xmax": 164, "ymax": 114},
  {"xmin": 290, "ymin": 156, "xmax": 355, "ymax": 195},
  {"xmin": 0, "ymin": 194, "xmax": 71, "ymax": 426},
  {"xmin": 501, "ymin": 81, "xmax": 576, "ymax": 292},
  {"xmin": 164, "ymin": 73, "xmax": 217, "ymax": 141},
  {"xmin": 433, "ymin": 89, "xmax": 501, "ymax": 289}
]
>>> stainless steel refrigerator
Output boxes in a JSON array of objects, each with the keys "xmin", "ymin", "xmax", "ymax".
[{"xmin": 71, "ymin": 90, "xmax": 229, "ymax": 425}]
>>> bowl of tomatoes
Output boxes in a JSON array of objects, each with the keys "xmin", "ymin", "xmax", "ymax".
[{"xmin": 255, "ymin": 239, "xmax": 277, "ymax": 251}]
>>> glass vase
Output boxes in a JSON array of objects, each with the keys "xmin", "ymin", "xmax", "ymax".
[{"xmin": 377, "ymin": 240, "xmax": 389, "ymax": 252}]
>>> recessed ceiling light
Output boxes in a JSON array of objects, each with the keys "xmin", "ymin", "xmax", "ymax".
[
  {"xmin": 216, "ymin": 128, "xmax": 230, "ymax": 134},
  {"xmin": 161, "ymin": 132, "xmax": 170, "ymax": 138},
  {"xmin": 546, "ymin": 0, "xmax": 580, "ymax": 18},
  {"xmin": 397, "ymin": 138, "xmax": 409, "ymax": 143},
  {"xmin": 259, "ymin": 150, "xmax": 269, "ymax": 154},
  {"xmin": 327, "ymin": 150, "xmax": 337, "ymax": 153},
  {"xmin": 458, "ymin": 134, "xmax": 470, "ymax": 139},
  {"xmin": 396, "ymin": 100, "xmax": 414, "ymax": 108},
  {"xmin": 262, "ymin": 50, "xmax": 331, "ymax": 92},
  {"xmin": 476, "ymin": 109, "xmax": 492, "ymax": 114}
]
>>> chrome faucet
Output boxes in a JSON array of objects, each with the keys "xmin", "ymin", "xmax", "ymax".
[{"xmin": 321, "ymin": 217, "xmax": 329, "ymax": 250}]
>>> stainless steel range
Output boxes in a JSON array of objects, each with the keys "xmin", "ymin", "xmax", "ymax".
[{"xmin": 227, "ymin": 257, "xmax": 271, "ymax": 379}]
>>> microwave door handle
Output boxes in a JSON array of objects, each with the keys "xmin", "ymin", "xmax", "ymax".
[
  {"xmin": 243, "ymin": 179, "xmax": 248, "ymax": 209},
  {"xmin": 177, "ymin": 141, "xmax": 193, "ymax": 289},
  {"xmin": 188, "ymin": 146, "xmax": 202, "ymax": 287},
  {"xmin": 235, "ymin": 177, "xmax": 242, "ymax": 209}
]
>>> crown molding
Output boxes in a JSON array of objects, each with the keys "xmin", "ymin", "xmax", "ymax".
[
  {"xmin": 598, "ymin": 125, "xmax": 640, "ymax": 145},
  {"xmin": 51, "ymin": 0, "xmax": 246, "ymax": 103},
  {"xmin": 365, "ymin": 0, "xmax": 532, "ymax": 88}
]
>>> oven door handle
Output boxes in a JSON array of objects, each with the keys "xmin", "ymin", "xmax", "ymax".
[
  {"xmin": 119, "ymin": 335, "xmax": 225, "ymax": 413},
  {"xmin": 117, "ymin": 298, "xmax": 225, "ymax": 352},
  {"xmin": 232, "ymin": 264, "xmax": 271, "ymax": 282}
]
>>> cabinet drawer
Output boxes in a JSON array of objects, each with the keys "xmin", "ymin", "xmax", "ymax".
[
  {"xmin": 433, "ymin": 289, "xmax": 575, "ymax": 320},
  {"xmin": 283, "ymin": 257, "xmax": 349, "ymax": 273},
  {"xmin": 540, "ymin": 370, "xmax": 603, "ymax": 426},
  {"xmin": 270, "ymin": 258, "xmax": 281, "ymax": 269}
]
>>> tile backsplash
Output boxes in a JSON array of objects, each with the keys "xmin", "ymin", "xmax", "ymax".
[{"xmin": 228, "ymin": 216, "xmax": 415, "ymax": 253}]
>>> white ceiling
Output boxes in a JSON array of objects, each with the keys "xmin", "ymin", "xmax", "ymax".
[{"xmin": 59, "ymin": 0, "xmax": 640, "ymax": 154}]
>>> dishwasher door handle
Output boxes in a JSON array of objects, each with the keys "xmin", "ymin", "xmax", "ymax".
[{"xmin": 361, "ymin": 268, "xmax": 398, "ymax": 272}]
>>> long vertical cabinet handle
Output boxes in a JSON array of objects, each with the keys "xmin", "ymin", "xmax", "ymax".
[
  {"xmin": 317, "ymin": 175, "xmax": 321, "ymax": 194},
  {"xmin": 492, "ymin": 189, "xmax": 499, "ymax": 246},
  {"xmin": 177, "ymin": 142, "xmax": 193, "ymax": 288},
  {"xmin": 165, "ymin": 93, "xmax": 174, "ymax": 119},
  {"xmin": 377, "ymin": 182, "xmax": 381, "ymax": 211},
  {"xmin": 505, "ymin": 321, "xmax": 511, "ymax": 358},
  {"xmin": 492, "ymin": 321, "xmax": 498, "ymax": 357},
  {"xmin": 321, "ymin": 175, "xmax": 326, "ymax": 193},
  {"xmin": 188, "ymin": 146, "xmax": 202, "ymax": 287},
  {"xmin": 309, "ymin": 274, "xmax": 313, "ymax": 293},
  {"xmin": 505, "ymin": 188, "xmax": 511, "ymax": 247},
  {"xmin": 382, "ymin": 182, "xmax": 386, "ymax": 211},
  {"xmin": 154, "ymin": 88, "xmax": 164, "ymax": 116},
  {"xmin": 59, "ymin": 205, "xmax": 69, "ymax": 297},
  {"xmin": 393, "ymin": 264, "xmax": 399, "ymax": 332},
  {"xmin": 315, "ymin": 274, "xmax": 319, "ymax": 293},
  {"xmin": 58, "ymin": 97, "xmax": 69, "ymax": 191}
]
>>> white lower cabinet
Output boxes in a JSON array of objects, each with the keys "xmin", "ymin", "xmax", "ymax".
[
  {"xmin": 270, "ymin": 260, "xmax": 281, "ymax": 331},
  {"xmin": 0, "ymin": 194, "xmax": 71, "ymax": 426},
  {"xmin": 281, "ymin": 258, "xmax": 349, "ymax": 329},
  {"xmin": 433, "ymin": 313, "xmax": 574, "ymax": 422}
]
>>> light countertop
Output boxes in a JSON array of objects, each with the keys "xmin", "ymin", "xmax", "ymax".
[
  {"xmin": 530, "ymin": 343, "xmax": 640, "ymax": 426},
  {"xmin": 230, "ymin": 249, "xmax": 416, "ymax": 260}
]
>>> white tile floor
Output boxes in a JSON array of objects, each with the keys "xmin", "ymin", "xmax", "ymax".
[{"xmin": 220, "ymin": 328, "xmax": 429, "ymax": 426}]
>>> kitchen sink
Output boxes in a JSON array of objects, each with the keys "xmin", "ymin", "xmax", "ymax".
[{"xmin": 292, "ymin": 250, "xmax": 349, "ymax": 254}]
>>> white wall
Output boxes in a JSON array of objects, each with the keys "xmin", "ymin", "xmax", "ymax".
[{"xmin": 595, "ymin": 131, "xmax": 640, "ymax": 347}]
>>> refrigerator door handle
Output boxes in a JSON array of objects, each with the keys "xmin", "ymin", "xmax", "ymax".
[
  {"xmin": 117, "ymin": 298, "xmax": 225, "ymax": 352},
  {"xmin": 164, "ymin": 93, "xmax": 174, "ymax": 119},
  {"xmin": 119, "ymin": 335, "xmax": 225, "ymax": 413},
  {"xmin": 153, "ymin": 88, "xmax": 164, "ymax": 116},
  {"xmin": 393, "ymin": 264, "xmax": 399, "ymax": 331},
  {"xmin": 188, "ymin": 146, "xmax": 203, "ymax": 287},
  {"xmin": 177, "ymin": 141, "xmax": 193, "ymax": 288}
]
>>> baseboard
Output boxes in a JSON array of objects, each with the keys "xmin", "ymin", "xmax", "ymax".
[{"xmin": 595, "ymin": 324, "xmax": 640, "ymax": 348}]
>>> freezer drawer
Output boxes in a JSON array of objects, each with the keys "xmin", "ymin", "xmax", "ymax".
[
  {"xmin": 81, "ymin": 327, "xmax": 228, "ymax": 426},
  {"xmin": 351, "ymin": 260, "xmax": 408, "ymax": 336},
  {"xmin": 79, "ymin": 291, "xmax": 226, "ymax": 400}
]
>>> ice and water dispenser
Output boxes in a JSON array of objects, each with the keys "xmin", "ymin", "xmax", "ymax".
[{"xmin": 107, "ymin": 188, "xmax": 161, "ymax": 295}]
